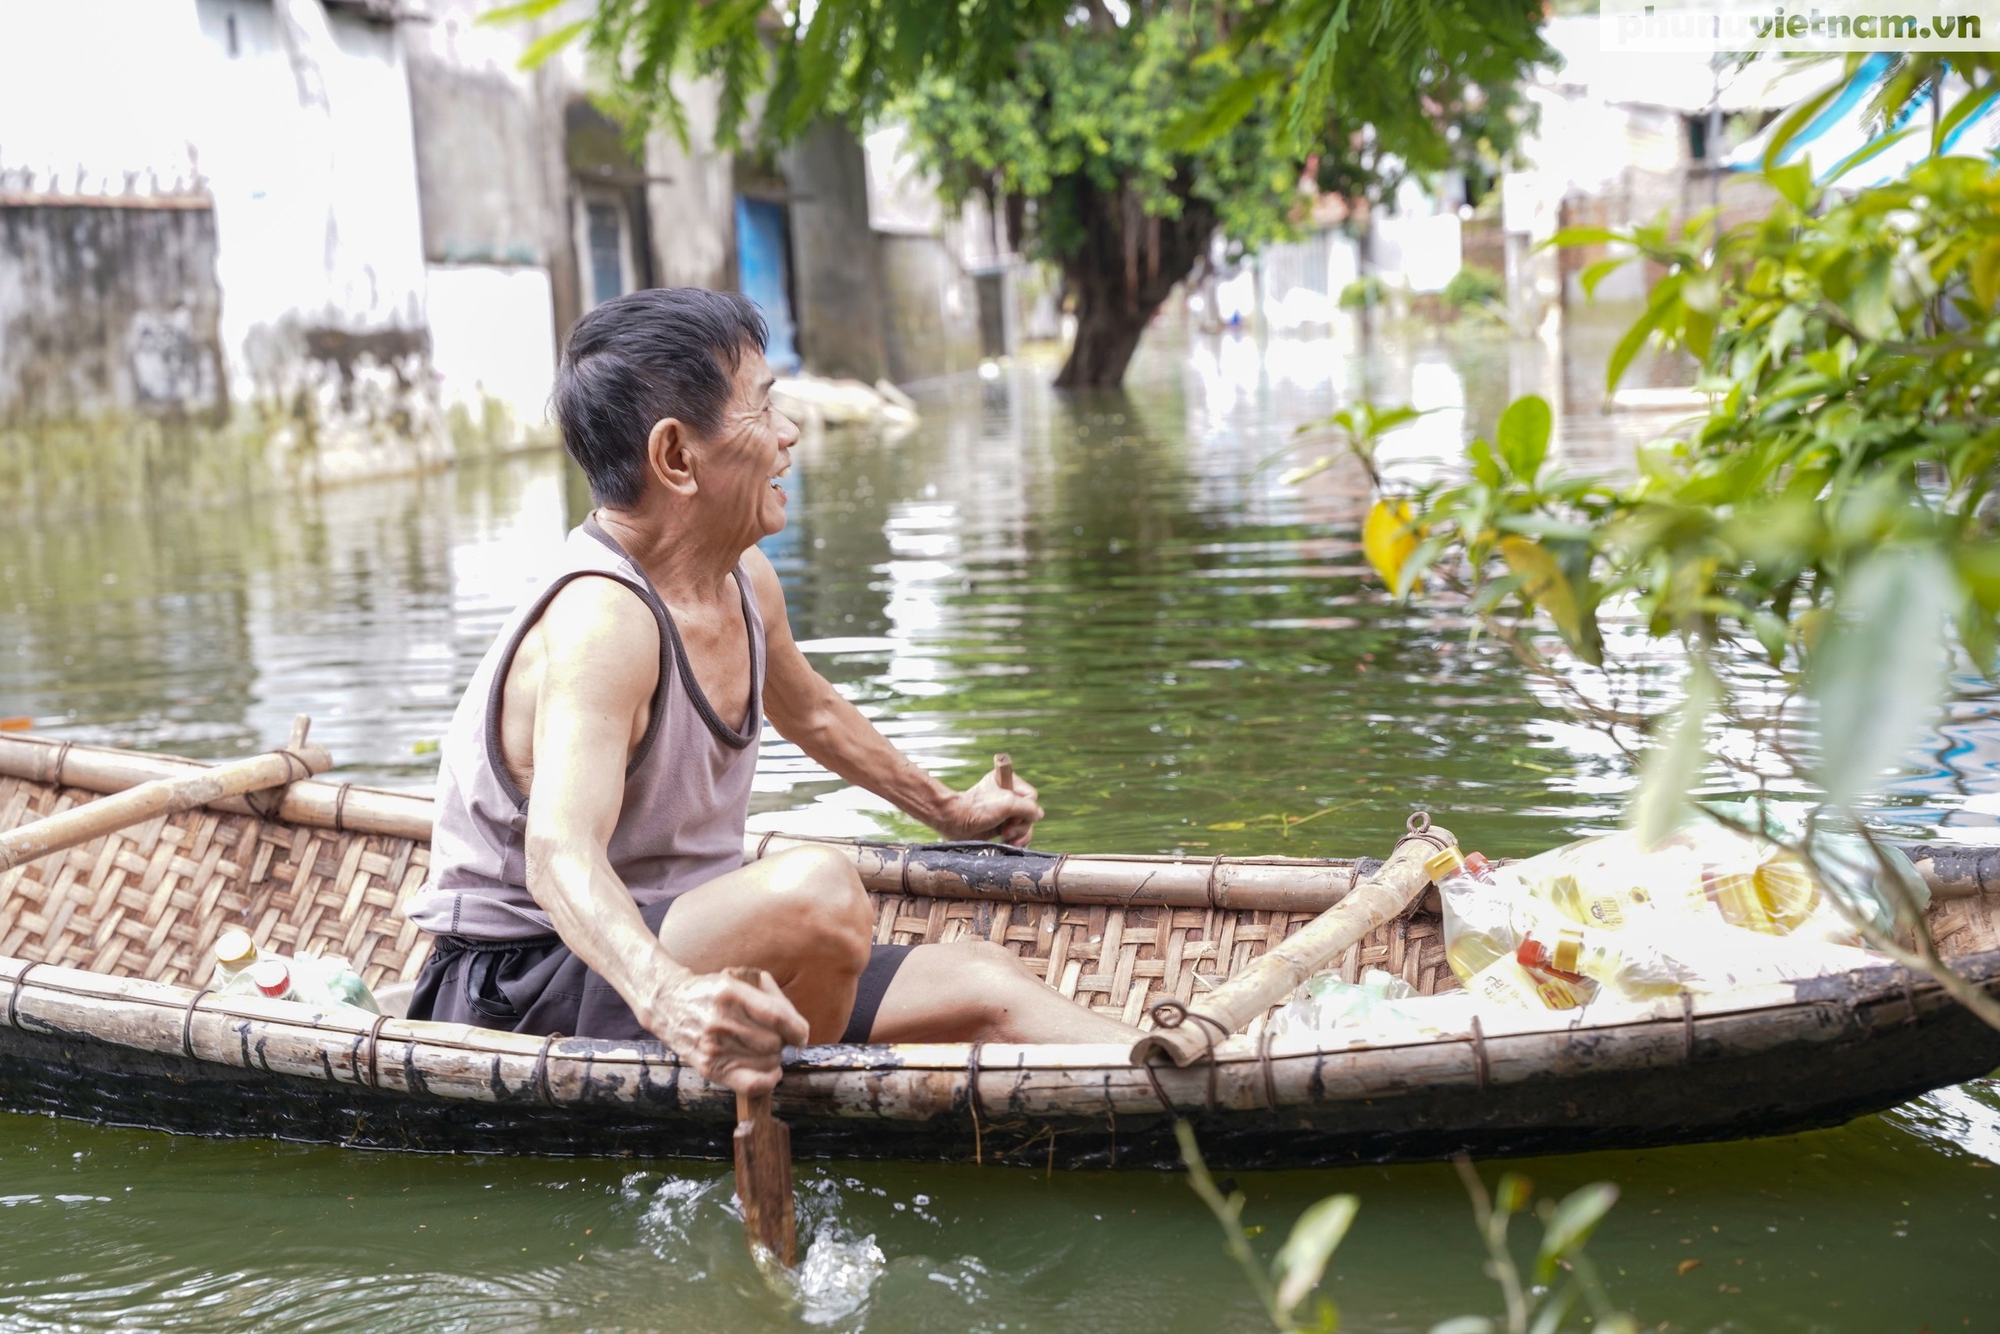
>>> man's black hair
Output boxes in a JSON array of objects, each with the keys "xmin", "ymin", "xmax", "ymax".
[{"xmin": 551, "ymin": 287, "xmax": 769, "ymax": 507}]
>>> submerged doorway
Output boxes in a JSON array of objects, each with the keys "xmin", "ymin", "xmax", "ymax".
[{"xmin": 734, "ymin": 196, "xmax": 799, "ymax": 373}]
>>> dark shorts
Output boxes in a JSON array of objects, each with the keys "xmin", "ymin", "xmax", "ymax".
[{"xmin": 407, "ymin": 895, "xmax": 912, "ymax": 1044}]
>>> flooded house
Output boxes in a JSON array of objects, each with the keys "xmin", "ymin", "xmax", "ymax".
[{"xmin": 0, "ymin": 0, "xmax": 995, "ymax": 514}]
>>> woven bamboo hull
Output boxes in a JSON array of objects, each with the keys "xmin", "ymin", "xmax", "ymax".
[{"xmin": 2, "ymin": 736, "xmax": 1999, "ymax": 1170}]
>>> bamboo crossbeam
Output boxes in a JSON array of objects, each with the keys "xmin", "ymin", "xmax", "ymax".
[
  {"xmin": 0, "ymin": 734, "xmax": 432, "ymax": 841},
  {"xmin": 1129, "ymin": 820, "xmax": 1455, "ymax": 1068},
  {"xmin": 0, "ymin": 717, "xmax": 332, "ymax": 873}
]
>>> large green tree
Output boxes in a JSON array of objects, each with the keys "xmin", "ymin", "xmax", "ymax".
[{"xmin": 510, "ymin": 0, "xmax": 1551, "ymax": 387}]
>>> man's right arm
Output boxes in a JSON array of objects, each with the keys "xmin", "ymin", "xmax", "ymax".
[{"xmin": 517, "ymin": 578, "xmax": 809, "ymax": 1093}]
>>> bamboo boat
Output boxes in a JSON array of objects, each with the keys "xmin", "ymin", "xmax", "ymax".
[{"xmin": 1, "ymin": 733, "xmax": 1998, "ymax": 1171}]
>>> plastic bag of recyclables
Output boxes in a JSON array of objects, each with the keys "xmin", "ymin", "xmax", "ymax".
[
  {"xmin": 1433, "ymin": 812, "xmax": 1927, "ymax": 1012},
  {"xmin": 1265, "ymin": 968, "xmax": 1479, "ymax": 1042}
]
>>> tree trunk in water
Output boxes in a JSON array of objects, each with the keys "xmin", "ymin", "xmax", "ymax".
[{"xmin": 1053, "ymin": 173, "xmax": 1217, "ymax": 389}]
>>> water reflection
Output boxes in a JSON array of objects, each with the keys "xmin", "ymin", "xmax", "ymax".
[{"xmin": 7, "ymin": 324, "xmax": 1999, "ymax": 853}]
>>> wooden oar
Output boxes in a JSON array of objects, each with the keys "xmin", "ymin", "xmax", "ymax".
[
  {"xmin": 725, "ymin": 965, "xmax": 797, "ymax": 1268},
  {"xmin": 994, "ymin": 751, "xmax": 1014, "ymax": 793},
  {"xmin": 0, "ymin": 715, "xmax": 331, "ymax": 874},
  {"xmin": 1130, "ymin": 813, "xmax": 1456, "ymax": 1067}
]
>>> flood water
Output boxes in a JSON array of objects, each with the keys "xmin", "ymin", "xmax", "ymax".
[{"xmin": 2, "ymin": 323, "xmax": 1997, "ymax": 1332}]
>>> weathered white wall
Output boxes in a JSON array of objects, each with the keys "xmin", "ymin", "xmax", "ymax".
[
  {"xmin": 0, "ymin": 0, "xmax": 448, "ymax": 492},
  {"xmin": 400, "ymin": 0, "xmax": 574, "ymax": 446},
  {"xmin": 644, "ymin": 77, "xmax": 737, "ymax": 293},
  {"xmin": 864, "ymin": 123, "xmax": 990, "ymax": 381}
]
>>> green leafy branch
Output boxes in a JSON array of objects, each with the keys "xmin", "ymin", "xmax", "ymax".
[
  {"xmin": 1177, "ymin": 1124, "xmax": 1638, "ymax": 1333},
  {"xmin": 1440, "ymin": 1157, "xmax": 1635, "ymax": 1334},
  {"xmin": 1295, "ymin": 153, "xmax": 2000, "ymax": 1035},
  {"xmin": 1177, "ymin": 1120, "xmax": 1354, "ymax": 1332}
]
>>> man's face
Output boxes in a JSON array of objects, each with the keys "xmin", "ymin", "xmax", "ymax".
[{"xmin": 693, "ymin": 345, "xmax": 799, "ymax": 544}]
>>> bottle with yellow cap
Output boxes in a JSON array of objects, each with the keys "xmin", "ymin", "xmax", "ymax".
[
  {"xmin": 1429, "ymin": 845, "xmax": 1517, "ymax": 979},
  {"xmin": 210, "ymin": 928, "xmax": 268, "ymax": 992}
]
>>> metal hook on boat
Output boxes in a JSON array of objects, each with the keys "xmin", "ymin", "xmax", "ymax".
[{"xmin": 1394, "ymin": 809, "xmax": 1451, "ymax": 858}]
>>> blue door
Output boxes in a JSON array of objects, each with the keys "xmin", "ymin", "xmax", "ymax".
[{"xmin": 735, "ymin": 196, "xmax": 799, "ymax": 373}]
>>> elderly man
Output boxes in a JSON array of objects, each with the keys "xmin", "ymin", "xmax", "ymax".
[{"xmin": 405, "ymin": 287, "xmax": 1134, "ymax": 1093}]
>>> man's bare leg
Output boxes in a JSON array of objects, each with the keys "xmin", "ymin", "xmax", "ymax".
[
  {"xmin": 652, "ymin": 846, "xmax": 873, "ymax": 1043},
  {"xmin": 867, "ymin": 940, "xmax": 1140, "ymax": 1044}
]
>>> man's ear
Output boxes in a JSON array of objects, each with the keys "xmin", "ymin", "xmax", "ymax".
[{"xmin": 646, "ymin": 417, "xmax": 699, "ymax": 498}]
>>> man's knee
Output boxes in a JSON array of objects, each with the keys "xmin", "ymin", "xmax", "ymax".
[
  {"xmin": 940, "ymin": 940, "xmax": 1039, "ymax": 1024},
  {"xmin": 950, "ymin": 939, "xmax": 1032, "ymax": 979},
  {"xmin": 763, "ymin": 846, "xmax": 872, "ymax": 967}
]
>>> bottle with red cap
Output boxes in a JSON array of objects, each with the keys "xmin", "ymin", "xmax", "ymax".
[
  {"xmin": 1427, "ymin": 846, "xmax": 1509, "ymax": 977},
  {"xmin": 1430, "ymin": 845, "xmax": 1595, "ymax": 1011},
  {"xmin": 249, "ymin": 958, "xmax": 297, "ymax": 1000}
]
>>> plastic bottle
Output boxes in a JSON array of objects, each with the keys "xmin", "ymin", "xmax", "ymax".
[
  {"xmin": 249, "ymin": 958, "xmax": 296, "ymax": 1000},
  {"xmin": 1430, "ymin": 847, "xmax": 1513, "ymax": 978},
  {"xmin": 213, "ymin": 939, "xmax": 380, "ymax": 1015},
  {"xmin": 210, "ymin": 929, "xmax": 262, "ymax": 990},
  {"xmin": 1464, "ymin": 954, "xmax": 1590, "ymax": 1011},
  {"xmin": 1434, "ymin": 847, "xmax": 1597, "ymax": 1009},
  {"xmin": 296, "ymin": 954, "xmax": 382, "ymax": 1015}
]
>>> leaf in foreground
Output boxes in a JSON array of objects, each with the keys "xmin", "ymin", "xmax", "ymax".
[
  {"xmin": 1273, "ymin": 1194, "xmax": 1359, "ymax": 1319},
  {"xmin": 1630, "ymin": 659, "xmax": 1719, "ymax": 847},
  {"xmin": 1810, "ymin": 547, "xmax": 1952, "ymax": 810},
  {"xmin": 1534, "ymin": 1182, "xmax": 1618, "ymax": 1282}
]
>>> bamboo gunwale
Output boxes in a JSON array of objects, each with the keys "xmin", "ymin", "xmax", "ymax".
[
  {"xmin": 0, "ymin": 739, "xmax": 332, "ymax": 873},
  {"xmin": 0, "ymin": 735, "xmax": 432, "ymax": 841},
  {"xmin": 6, "ymin": 735, "xmax": 1986, "ymax": 909},
  {"xmin": 4, "ymin": 948, "xmax": 1984, "ymax": 1125}
]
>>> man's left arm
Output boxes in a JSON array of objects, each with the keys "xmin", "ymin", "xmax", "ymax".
[{"xmin": 746, "ymin": 547, "xmax": 1043, "ymax": 845}]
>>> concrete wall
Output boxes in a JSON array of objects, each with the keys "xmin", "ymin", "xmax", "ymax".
[
  {"xmin": 863, "ymin": 122, "xmax": 991, "ymax": 382},
  {"xmin": 406, "ymin": 52, "xmax": 550, "ymax": 268},
  {"xmin": 0, "ymin": 203, "xmax": 227, "ymax": 423},
  {"xmin": 643, "ymin": 78, "xmax": 737, "ymax": 293},
  {"xmin": 402, "ymin": 0, "xmax": 574, "ymax": 444},
  {"xmin": 0, "ymin": 0, "xmax": 451, "ymax": 510},
  {"xmin": 781, "ymin": 121, "xmax": 887, "ymax": 383},
  {"xmin": 425, "ymin": 263, "xmax": 557, "ymax": 451},
  {"xmin": 878, "ymin": 233, "xmax": 982, "ymax": 384}
]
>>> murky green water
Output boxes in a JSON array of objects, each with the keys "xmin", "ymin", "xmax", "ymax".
[{"xmin": 2, "ymin": 326, "xmax": 1997, "ymax": 1331}]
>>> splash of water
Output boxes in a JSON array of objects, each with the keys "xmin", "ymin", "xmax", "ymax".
[
  {"xmin": 622, "ymin": 1166, "xmax": 889, "ymax": 1320},
  {"xmin": 791, "ymin": 1227, "xmax": 886, "ymax": 1326}
]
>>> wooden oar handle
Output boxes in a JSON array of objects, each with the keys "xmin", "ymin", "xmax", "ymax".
[
  {"xmin": 994, "ymin": 753, "xmax": 1014, "ymax": 791},
  {"xmin": 722, "ymin": 961, "xmax": 797, "ymax": 1267},
  {"xmin": 722, "ymin": 966, "xmax": 777, "ymax": 1121}
]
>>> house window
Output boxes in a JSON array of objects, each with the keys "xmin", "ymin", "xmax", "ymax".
[{"xmin": 587, "ymin": 201, "xmax": 624, "ymax": 307}]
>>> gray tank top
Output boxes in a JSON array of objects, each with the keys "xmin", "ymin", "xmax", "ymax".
[{"xmin": 406, "ymin": 516, "xmax": 767, "ymax": 940}]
